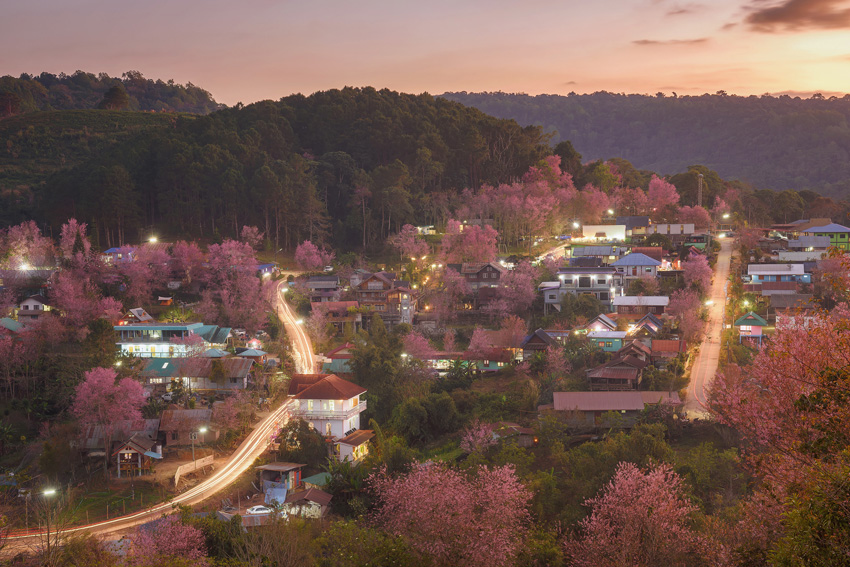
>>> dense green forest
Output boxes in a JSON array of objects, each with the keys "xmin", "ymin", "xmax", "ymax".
[
  {"xmin": 2, "ymin": 87, "xmax": 550, "ymax": 248},
  {"xmin": 0, "ymin": 70, "xmax": 221, "ymax": 116},
  {"xmin": 441, "ymin": 91, "xmax": 850, "ymax": 199}
]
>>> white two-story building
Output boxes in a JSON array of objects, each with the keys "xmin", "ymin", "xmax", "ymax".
[
  {"xmin": 539, "ymin": 267, "xmax": 625, "ymax": 314},
  {"xmin": 287, "ymin": 374, "xmax": 373, "ymax": 462}
]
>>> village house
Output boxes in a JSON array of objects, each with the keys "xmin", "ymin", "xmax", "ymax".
[
  {"xmin": 584, "ymin": 314, "xmax": 618, "ymax": 332},
  {"xmin": 610, "ymin": 253, "xmax": 662, "ymax": 283},
  {"xmin": 121, "ymin": 307, "xmax": 154, "ymax": 324},
  {"xmin": 587, "ymin": 330, "xmax": 628, "ymax": 352},
  {"xmin": 113, "ymin": 433, "xmax": 163, "ymax": 478},
  {"xmin": 746, "ymin": 264, "xmax": 811, "ymax": 284},
  {"xmin": 568, "ymin": 245, "xmax": 630, "ymax": 266},
  {"xmin": 305, "ymin": 275, "xmax": 341, "ymax": 303},
  {"xmin": 311, "ymin": 301, "xmax": 362, "ymax": 335},
  {"xmin": 159, "ymin": 409, "xmax": 217, "ymax": 448},
  {"xmin": 545, "ymin": 391, "xmax": 680, "ymax": 428},
  {"xmin": 16, "ymin": 295, "xmax": 52, "ymax": 324},
  {"xmin": 320, "ymin": 343, "xmax": 355, "ymax": 374},
  {"xmin": 287, "ymin": 374, "xmax": 374, "ymax": 462},
  {"xmin": 78, "ymin": 419, "xmax": 161, "ymax": 461},
  {"xmin": 644, "ymin": 223, "xmax": 695, "ymax": 245},
  {"xmin": 540, "ymin": 267, "xmax": 626, "ymax": 314},
  {"xmin": 586, "ymin": 341, "xmax": 651, "ymax": 390},
  {"xmin": 734, "ymin": 311, "xmax": 768, "ymax": 345},
  {"xmin": 650, "ymin": 339, "xmax": 687, "ymax": 368},
  {"xmin": 282, "ymin": 488, "xmax": 334, "ymax": 518},
  {"xmin": 799, "ymin": 222, "xmax": 850, "ymax": 251},
  {"xmin": 140, "ymin": 357, "xmax": 253, "ymax": 392},
  {"xmin": 581, "ymin": 225, "xmax": 627, "ymax": 241},
  {"xmin": 616, "ymin": 216, "xmax": 651, "ymax": 238},
  {"xmin": 613, "ymin": 296, "xmax": 669, "ymax": 317},
  {"xmin": 352, "ymin": 272, "xmax": 416, "ymax": 328},
  {"xmin": 114, "ymin": 322, "xmax": 231, "ymax": 358},
  {"xmin": 448, "ymin": 262, "xmax": 506, "ymax": 291}
]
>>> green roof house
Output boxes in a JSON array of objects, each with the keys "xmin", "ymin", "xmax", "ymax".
[{"xmin": 734, "ymin": 311, "xmax": 768, "ymax": 345}]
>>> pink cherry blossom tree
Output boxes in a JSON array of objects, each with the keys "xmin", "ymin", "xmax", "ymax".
[
  {"xmin": 170, "ymin": 241, "xmax": 205, "ymax": 284},
  {"xmin": 388, "ymin": 224, "xmax": 429, "ymax": 263},
  {"xmin": 58, "ymin": 218, "xmax": 91, "ymax": 261},
  {"xmin": 240, "ymin": 225, "xmax": 264, "ymax": 250},
  {"xmin": 294, "ymin": 240, "xmax": 335, "ymax": 272},
  {"xmin": 682, "ymin": 251, "xmax": 712, "ymax": 295},
  {"xmin": 667, "ymin": 288, "xmax": 701, "ymax": 318},
  {"xmin": 127, "ymin": 515, "xmax": 208, "ymax": 566},
  {"xmin": 460, "ymin": 420, "xmax": 496, "ymax": 454},
  {"xmin": 71, "ymin": 367, "xmax": 146, "ymax": 479},
  {"xmin": 566, "ymin": 462, "xmax": 705, "ymax": 567},
  {"xmin": 370, "ymin": 462, "xmax": 531, "ymax": 567},
  {"xmin": 647, "ymin": 175, "xmax": 680, "ymax": 221},
  {"xmin": 403, "ymin": 329, "xmax": 436, "ymax": 360},
  {"xmin": 485, "ymin": 261, "xmax": 537, "ymax": 319},
  {"xmin": 467, "ymin": 327, "xmax": 492, "ymax": 359},
  {"xmin": 739, "ymin": 228, "xmax": 762, "ymax": 250},
  {"xmin": 677, "ymin": 205, "xmax": 712, "ymax": 228},
  {"xmin": 0, "ymin": 221, "xmax": 55, "ymax": 269},
  {"xmin": 441, "ymin": 222, "xmax": 498, "ymax": 264},
  {"xmin": 496, "ymin": 315, "xmax": 528, "ymax": 349},
  {"xmin": 430, "ymin": 267, "xmax": 470, "ymax": 323}
]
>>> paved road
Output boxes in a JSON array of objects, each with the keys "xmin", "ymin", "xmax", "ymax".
[
  {"xmin": 5, "ymin": 285, "xmax": 314, "ymax": 551},
  {"xmin": 685, "ymin": 238, "xmax": 734, "ymax": 417}
]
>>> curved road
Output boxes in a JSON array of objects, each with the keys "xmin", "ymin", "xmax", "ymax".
[
  {"xmin": 6, "ymin": 282, "xmax": 314, "ymax": 548},
  {"xmin": 685, "ymin": 238, "xmax": 733, "ymax": 417}
]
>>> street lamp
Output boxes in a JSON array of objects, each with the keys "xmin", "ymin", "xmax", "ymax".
[
  {"xmin": 722, "ymin": 213, "xmax": 730, "ymax": 219},
  {"xmin": 149, "ymin": 236, "xmax": 158, "ymax": 243},
  {"xmin": 42, "ymin": 488, "xmax": 57, "ymax": 561},
  {"xmin": 572, "ymin": 221, "xmax": 580, "ymax": 229},
  {"xmin": 607, "ymin": 209, "xmax": 614, "ymax": 215},
  {"xmin": 191, "ymin": 427, "xmax": 208, "ymax": 464}
]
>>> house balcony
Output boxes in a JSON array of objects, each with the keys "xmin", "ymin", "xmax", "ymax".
[{"xmin": 289, "ymin": 400, "xmax": 367, "ymax": 421}]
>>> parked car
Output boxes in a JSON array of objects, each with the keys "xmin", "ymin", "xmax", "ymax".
[
  {"xmin": 246, "ymin": 505, "xmax": 273, "ymax": 515},
  {"xmin": 323, "ymin": 265, "xmax": 333, "ymax": 272},
  {"xmin": 160, "ymin": 392, "xmax": 173, "ymax": 402}
]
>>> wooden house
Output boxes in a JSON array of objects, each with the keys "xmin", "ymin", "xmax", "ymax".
[{"xmin": 735, "ymin": 311, "xmax": 768, "ymax": 345}]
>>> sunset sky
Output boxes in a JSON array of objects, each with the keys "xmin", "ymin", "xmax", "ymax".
[{"xmin": 4, "ymin": 0, "xmax": 850, "ymax": 105}]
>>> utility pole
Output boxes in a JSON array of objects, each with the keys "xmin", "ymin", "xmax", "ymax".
[{"xmin": 697, "ymin": 173, "xmax": 704, "ymax": 208}]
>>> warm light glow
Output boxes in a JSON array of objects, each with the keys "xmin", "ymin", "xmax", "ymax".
[
  {"xmin": 572, "ymin": 222, "xmax": 580, "ymax": 229},
  {"xmin": 43, "ymin": 488, "xmax": 56, "ymax": 496},
  {"xmin": 295, "ymin": 319, "xmax": 304, "ymax": 324},
  {"xmin": 607, "ymin": 209, "xmax": 614, "ymax": 215},
  {"xmin": 19, "ymin": 263, "xmax": 31, "ymax": 271},
  {"xmin": 743, "ymin": 300, "xmax": 750, "ymax": 307},
  {"xmin": 705, "ymin": 300, "xmax": 714, "ymax": 306},
  {"xmin": 421, "ymin": 255, "xmax": 427, "ymax": 260},
  {"xmin": 114, "ymin": 361, "xmax": 122, "ymax": 367},
  {"xmin": 401, "ymin": 353, "xmax": 408, "ymax": 358},
  {"xmin": 722, "ymin": 213, "xmax": 730, "ymax": 219},
  {"xmin": 199, "ymin": 427, "xmax": 208, "ymax": 434},
  {"xmin": 149, "ymin": 236, "xmax": 158, "ymax": 243}
]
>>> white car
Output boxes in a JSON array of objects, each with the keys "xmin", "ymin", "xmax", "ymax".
[
  {"xmin": 160, "ymin": 392, "xmax": 173, "ymax": 402},
  {"xmin": 246, "ymin": 505, "xmax": 273, "ymax": 515}
]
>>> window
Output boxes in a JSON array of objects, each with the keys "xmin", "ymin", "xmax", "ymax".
[
  {"xmin": 605, "ymin": 341, "xmax": 613, "ymax": 348},
  {"xmin": 598, "ymin": 341, "xmax": 605, "ymax": 347},
  {"xmin": 308, "ymin": 400, "xmax": 314, "ymax": 411},
  {"xmin": 739, "ymin": 325, "xmax": 752, "ymax": 333},
  {"xmin": 597, "ymin": 278, "xmax": 606, "ymax": 285},
  {"xmin": 578, "ymin": 276, "xmax": 591, "ymax": 288},
  {"xmin": 645, "ymin": 267, "xmax": 652, "ymax": 273},
  {"xmin": 325, "ymin": 422, "xmax": 332, "ymax": 436},
  {"xmin": 171, "ymin": 431, "xmax": 178, "ymax": 441},
  {"xmin": 548, "ymin": 294, "xmax": 557, "ymax": 301},
  {"xmin": 329, "ymin": 400, "xmax": 335, "ymax": 411}
]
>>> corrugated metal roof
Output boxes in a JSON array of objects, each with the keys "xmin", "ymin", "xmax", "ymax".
[
  {"xmin": 587, "ymin": 331, "xmax": 627, "ymax": 339},
  {"xmin": 610, "ymin": 253, "xmax": 661, "ymax": 267},
  {"xmin": 571, "ymin": 246, "xmax": 628, "ymax": 257},
  {"xmin": 554, "ymin": 391, "xmax": 644, "ymax": 411},
  {"xmin": 734, "ymin": 311, "xmax": 768, "ymax": 326},
  {"xmin": 586, "ymin": 366, "xmax": 639, "ymax": 380},
  {"xmin": 613, "ymin": 296, "xmax": 669, "ymax": 306},
  {"xmin": 802, "ymin": 223, "xmax": 850, "ymax": 233},
  {"xmin": 748, "ymin": 264, "xmax": 805, "ymax": 275}
]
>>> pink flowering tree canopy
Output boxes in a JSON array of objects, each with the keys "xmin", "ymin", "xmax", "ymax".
[
  {"xmin": 58, "ymin": 218, "xmax": 92, "ymax": 261},
  {"xmin": 441, "ymin": 222, "xmax": 498, "ymax": 263},
  {"xmin": 0, "ymin": 220, "xmax": 55, "ymax": 269},
  {"xmin": 388, "ymin": 224, "xmax": 429, "ymax": 263},
  {"xmin": 677, "ymin": 205, "xmax": 712, "ymax": 228},
  {"xmin": 294, "ymin": 240, "xmax": 335, "ymax": 271},
  {"xmin": 370, "ymin": 462, "xmax": 532, "ymax": 567},
  {"xmin": 567, "ymin": 462, "xmax": 704, "ymax": 567},
  {"xmin": 240, "ymin": 225, "xmax": 264, "ymax": 250},
  {"xmin": 682, "ymin": 252, "xmax": 712, "ymax": 295},
  {"xmin": 403, "ymin": 329, "xmax": 436, "ymax": 360},
  {"xmin": 128, "ymin": 515, "xmax": 208, "ymax": 565},
  {"xmin": 71, "ymin": 367, "xmax": 146, "ymax": 478},
  {"xmin": 485, "ymin": 261, "xmax": 537, "ymax": 319},
  {"xmin": 647, "ymin": 175, "xmax": 680, "ymax": 221},
  {"xmin": 460, "ymin": 420, "xmax": 496, "ymax": 454}
]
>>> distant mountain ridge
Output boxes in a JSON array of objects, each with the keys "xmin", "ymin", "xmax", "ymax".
[
  {"xmin": 0, "ymin": 70, "xmax": 222, "ymax": 116},
  {"xmin": 440, "ymin": 91, "xmax": 850, "ymax": 198}
]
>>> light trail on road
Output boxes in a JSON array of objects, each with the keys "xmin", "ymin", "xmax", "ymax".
[{"xmin": 6, "ymin": 280, "xmax": 315, "ymax": 549}]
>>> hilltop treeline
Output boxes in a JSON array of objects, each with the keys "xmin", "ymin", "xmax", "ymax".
[
  {"xmin": 25, "ymin": 88, "xmax": 550, "ymax": 248},
  {"xmin": 0, "ymin": 70, "xmax": 222, "ymax": 115},
  {"xmin": 442, "ymin": 91, "xmax": 850, "ymax": 199}
]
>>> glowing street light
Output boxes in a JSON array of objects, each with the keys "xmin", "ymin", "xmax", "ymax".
[
  {"xmin": 722, "ymin": 213, "xmax": 730, "ymax": 219},
  {"xmin": 572, "ymin": 222, "xmax": 580, "ymax": 229},
  {"xmin": 19, "ymin": 263, "xmax": 31, "ymax": 271},
  {"xmin": 149, "ymin": 236, "xmax": 158, "ymax": 243},
  {"xmin": 295, "ymin": 319, "xmax": 304, "ymax": 325},
  {"xmin": 42, "ymin": 488, "xmax": 56, "ymax": 497},
  {"xmin": 705, "ymin": 300, "xmax": 714, "ymax": 306},
  {"xmin": 607, "ymin": 209, "xmax": 614, "ymax": 215}
]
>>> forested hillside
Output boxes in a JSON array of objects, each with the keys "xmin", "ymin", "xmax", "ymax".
[
  {"xmin": 0, "ymin": 70, "xmax": 221, "ymax": 116},
  {"xmin": 6, "ymin": 87, "xmax": 549, "ymax": 249},
  {"xmin": 441, "ymin": 91, "xmax": 850, "ymax": 199}
]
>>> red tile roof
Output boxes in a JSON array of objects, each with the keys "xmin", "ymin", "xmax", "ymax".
[
  {"xmin": 287, "ymin": 374, "xmax": 332, "ymax": 396},
  {"xmin": 292, "ymin": 374, "xmax": 366, "ymax": 401},
  {"xmin": 651, "ymin": 339, "xmax": 687, "ymax": 355}
]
